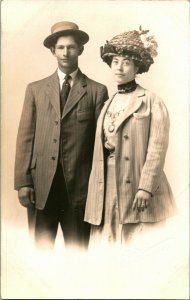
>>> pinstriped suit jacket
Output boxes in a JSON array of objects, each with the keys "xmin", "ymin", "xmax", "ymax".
[
  {"xmin": 84, "ymin": 85, "xmax": 177, "ymax": 225},
  {"xmin": 14, "ymin": 69, "xmax": 108, "ymax": 209}
]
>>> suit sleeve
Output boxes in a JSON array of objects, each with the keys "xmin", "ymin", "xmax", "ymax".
[
  {"xmin": 94, "ymin": 85, "xmax": 109, "ymax": 122},
  {"xmin": 138, "ymin": 96, "xmax": 170, "ymax": 194},
  {"xmin": 14, "ymin": 84, "xmax": 36, "ymax": 190}
]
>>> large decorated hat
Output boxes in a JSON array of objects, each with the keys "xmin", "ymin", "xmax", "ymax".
[{"xmin": 100, "ymin": 26, "xmax": 158, "ymax": 73}]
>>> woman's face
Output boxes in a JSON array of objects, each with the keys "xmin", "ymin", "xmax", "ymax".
[{"xmin": 111, "ymin": 56, "xmax": 138, "ymax": 84}]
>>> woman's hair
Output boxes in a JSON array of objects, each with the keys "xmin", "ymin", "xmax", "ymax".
[{"xmin": 100, "ymin": 27, "xmax": 158, "ymax": 74}]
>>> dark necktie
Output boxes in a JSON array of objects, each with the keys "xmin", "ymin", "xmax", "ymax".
[{"xmin": 60, "ymin": 75, "xmax": 71, "ymax": 114}]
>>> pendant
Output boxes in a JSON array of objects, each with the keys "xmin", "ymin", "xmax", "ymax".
[{"xmin": 108, "ymin": 124, "xmax": 115, "ymax": 132}]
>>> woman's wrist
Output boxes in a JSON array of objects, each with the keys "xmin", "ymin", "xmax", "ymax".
[{"xmin": 138, "ymin": 189, "xmax": 153, "ymax": 197}]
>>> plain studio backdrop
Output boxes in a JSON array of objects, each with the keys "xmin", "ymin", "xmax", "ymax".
[{"xmin": 1, "ymin": 0, "xmax": 189, "ymax": 299}]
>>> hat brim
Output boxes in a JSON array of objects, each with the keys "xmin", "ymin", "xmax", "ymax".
[{"xmin": 43, "ymin": 29, "xmax": 89, "ymax": 48}]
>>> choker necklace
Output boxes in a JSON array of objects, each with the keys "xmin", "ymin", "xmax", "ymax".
[{"xmin": 118, "ymin": 80, "xmax": 137, "ymax": 94}]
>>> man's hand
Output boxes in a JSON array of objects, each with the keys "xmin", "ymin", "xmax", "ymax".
[
  {"xmin": 18, "ymin": 187, "xmax": 35, "ymax": 208},
  {"xmin": 132, "ymin": 190, "xmax": 151, "ymax": 212}
]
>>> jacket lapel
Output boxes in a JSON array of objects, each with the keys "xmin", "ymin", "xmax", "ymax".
[
  {"xmin": 96, "ymin": 94, "xmax": 116, "ymax": 138},
  {"xmin": 115, "ymin": 85, "xmax": 145, "ymax": 132},
  {"xmin": 45, "ymin": 71, "xmax": 61, "ymax": 118},
  {"xmin": 62, "ymin": 69, "xmax": 87, "ymax": 119},
  {"xmin": 97, "ymin": 85, "xmax": 145, "ymax": 137}
]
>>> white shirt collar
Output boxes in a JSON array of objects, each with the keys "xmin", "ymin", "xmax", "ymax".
[{"xmin": 57, "ymin": 68, "xmax": 78, "ymax": 88}]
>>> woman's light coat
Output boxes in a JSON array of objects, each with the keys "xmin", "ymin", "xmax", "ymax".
[{"xmin": 84, "ymin": 85, "xmax": 177, "ymax": 225}]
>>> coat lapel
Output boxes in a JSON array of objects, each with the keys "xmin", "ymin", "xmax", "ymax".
[
  {"xmin": 115, "ymin": 85, "xmax": 145, "ymax": 132},
  {"xmin": 97, "ymin": 85, "xmax": 145, "ymax": 138},
  {"xmin": 45, "ymin": 71, "xmax": 61, "ymax": 118},
  {"xmin": 62, "ymin": 69, "xmax": 87, "ymax": 119},
  {"xmin": 96, "ymin": 94, "xmax": 116, "ymax": 138}
]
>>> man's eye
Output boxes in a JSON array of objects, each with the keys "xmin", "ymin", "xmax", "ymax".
[{"xmin": 69, "ymin": 46, "xmax": 76, "ymax": 50}]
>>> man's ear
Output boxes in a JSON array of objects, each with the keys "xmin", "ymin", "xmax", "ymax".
[
  {"xmin": 50, "ymin": 47, "xmax": 55, "ymax": 55},
  {"xmin": 78, "ymin": 45, "xmax": 84, "ymax": 56}
]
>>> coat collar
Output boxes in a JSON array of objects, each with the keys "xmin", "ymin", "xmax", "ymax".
[
  {"xmin": 45, "ymin": 69, "xmax": 87, "ymax": 119},
  {"xmin": 97, "ymin": 84, "xmax": 145, "ymax": 135},
  {"xmin": 45, "ymin": 71, "xmax": 60, "ymax": 117},
  {"xmin": 115, "ymin": 85, "xmax": 145, "ymax": 132}
]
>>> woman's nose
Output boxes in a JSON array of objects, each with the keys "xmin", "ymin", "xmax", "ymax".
[{"xmin": 116, "ymin": 63, "xmax": 123, "ymax": 70}]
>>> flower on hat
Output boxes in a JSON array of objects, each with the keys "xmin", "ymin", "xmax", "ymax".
[{"xmin": 139, "ymin": 26, "xmax": 158, "ymax": 58}]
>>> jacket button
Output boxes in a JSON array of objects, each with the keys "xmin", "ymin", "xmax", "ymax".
[
  {"xmin": 51, "ymin": 156, "xmax": 56, "ymax": 160},
  {"xmin": 53, "ymin": 139, "xmax": 57, "ymax": 143},
  {"xmin": 124, "ymin": 134, "xmax": 129, "ymax": 139},
  {"xmin": 126, "ymin": 179, "xmax": 131, "ymax": 183},
  {"xmin": 125, "ymin": 157, "xmax": 129, "ymax": 160},
  {"xmin": 55, "ymin": 121, "xmax": 58, "ymax": 125}
]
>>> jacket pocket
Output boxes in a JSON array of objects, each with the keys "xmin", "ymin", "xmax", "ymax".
[
  {"xmin": 30, "ymin": 156, "xmax": 37, "ymax": 185},
  {"xmin": 133, "ymin": 108, "xmax": 150, "ymax": 119},
  {"xmin": 30, "ymin": 156, "xmax": 37, "ymax": 169},
  {"xmin": 77, "ymin": 110, "xmax": 94, "ymax": 122}
]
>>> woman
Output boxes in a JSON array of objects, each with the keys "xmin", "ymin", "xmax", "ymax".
[{"xmin": 84, "ymin": 27, "xmax": 177, "ymax": 248}]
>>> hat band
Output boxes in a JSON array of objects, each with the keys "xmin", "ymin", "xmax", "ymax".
[
  {"xmin": 52, "ymin": 25, "xmax": 78, "ymax": 34},
  {"xmin": 101, "ymin": 44, "xmax": 152, "ymax": 62}
]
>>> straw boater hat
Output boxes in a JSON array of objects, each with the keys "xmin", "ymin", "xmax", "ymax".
[
  {"xmin": 43, "ymin": 21, "xmax": 89, "ymax": 48},
  {"xmin": 100, "ymin": 26, "xmax": 158, "ymax": 73}
]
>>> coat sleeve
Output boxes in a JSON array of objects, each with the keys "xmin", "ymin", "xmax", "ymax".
[
  {"xmin": 94, "ymin": 85, "xmax": 109, "ymax": 123},
  {"xmin": 14, "ymin": 83, "xmax": 36, "ymax": 190},
  {"xmin": 138, "ymin": 95, "xmax": 170, "ymax": 194}
]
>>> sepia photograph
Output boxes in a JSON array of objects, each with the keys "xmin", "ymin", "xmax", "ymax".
[{"xmin": 1, "ymin": 0, "xmax": 189, "ymax": 299}]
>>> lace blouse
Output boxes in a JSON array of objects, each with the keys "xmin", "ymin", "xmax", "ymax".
[{"xmin": 103, "ymin": 92, "xmax": 133, "ymax": 151}]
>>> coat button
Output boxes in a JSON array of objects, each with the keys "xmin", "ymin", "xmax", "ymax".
[
  {"xmin": 126, "ymin": 179, "xmax": 131, "ymax": 183},
  {"xmin": 51, "ymin": 156, "xmax": 56, "ymax": 160},
  {"xmin": 53, "ymin": 139, "xmax": 57, "ymax": 143},
  {"xmin": 55, "ymin": 121, "xmax": 58, "ymax": 125},
  {"xmin": 125, "ymin": 156, "xmax": 129, "ymax": 160},
  {"xmin": 124, "ymin": 134, "xmax": 129, "ymax": 139}
]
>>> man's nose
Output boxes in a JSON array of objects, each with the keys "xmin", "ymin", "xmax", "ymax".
[{"xmin": 63, "ymin": 48, "xmax": 69, "ymax": 56}]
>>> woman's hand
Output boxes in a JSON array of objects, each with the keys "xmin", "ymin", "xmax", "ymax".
[{"xmin": 132, "ymin": 190, "xmax": 152, "ymax": 212}]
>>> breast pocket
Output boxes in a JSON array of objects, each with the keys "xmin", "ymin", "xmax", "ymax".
[
  {"xmin": 133, "ymin": 107, "xmax": 150, "ymax": 119},
  {"xmin": 77, "ymin": 110, "xmax": 94, "ymax": 122},
  {"xmin": 133, "ymin": 108, "xmax": 151, "ymax": 128}
]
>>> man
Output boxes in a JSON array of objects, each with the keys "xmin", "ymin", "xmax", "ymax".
[{"xmin": 14, "ymin": 21, "xmax": 108, "ymax": 250}]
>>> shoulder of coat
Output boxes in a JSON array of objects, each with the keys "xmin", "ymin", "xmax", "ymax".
[
  {"xmin": 83, "ymin": 74, "xmax": 107, "ymax": 90},
  {"xmin": 137, "ymin": 84, "xmax": 165, "ymax": 104},
  {"xmin": 28, "ymin": 71, "xmax": 58, "ymax": 88}
]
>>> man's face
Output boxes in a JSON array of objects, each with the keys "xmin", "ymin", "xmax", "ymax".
[{"xmin": 53, "ymin": 35, "xmax": 83, "ymax": 73}]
